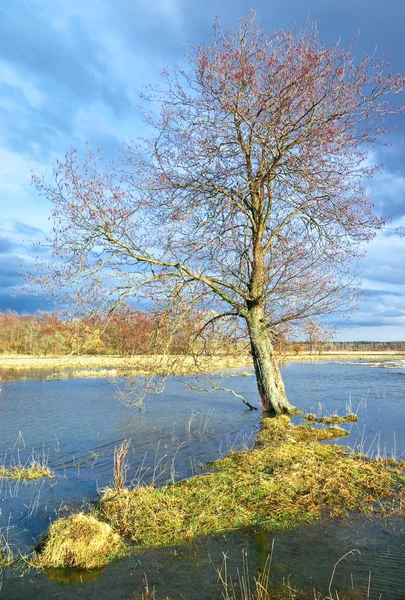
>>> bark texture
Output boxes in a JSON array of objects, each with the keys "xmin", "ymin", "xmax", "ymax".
[{"xmin": 247, "ymin": 310, "xmax": 296, "ymax": 415}]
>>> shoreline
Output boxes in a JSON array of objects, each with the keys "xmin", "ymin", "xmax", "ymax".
[
  {"xmin": 0, "ymin": 353, "xmax": 252, "ymax": 378},
  {"xmin": 0, "ymin": 351, "xmax": 404, "ymax": 381}
]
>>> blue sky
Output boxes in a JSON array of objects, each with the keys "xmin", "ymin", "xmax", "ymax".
[{"xmin": 0, "ymin": 0, "xmax": 405, "ymax": 340}]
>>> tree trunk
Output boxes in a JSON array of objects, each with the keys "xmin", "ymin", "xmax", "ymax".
[{"xmin": 247, "ymin": 309, "xmax": 296, "ymax": 416}]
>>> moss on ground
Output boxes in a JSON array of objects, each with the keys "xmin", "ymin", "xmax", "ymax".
[{"xmin": 98, "ymin": 416, "xmax": 405, "ymax": 549}]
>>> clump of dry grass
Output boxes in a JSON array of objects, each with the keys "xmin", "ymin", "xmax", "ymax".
[
  {"xmin": 98, "ymin": 416, "xmax": 405, "ymax": 549},
  {"xmin": 0, "ymin": 460, "xmax": 52, "ymax": 480},
  {"xmin": 305, "ymin": 414, "xmax": 358, "ymax": 424},
  {"xmin": 37, "ymin": 513, "xmax": 125, "ymax": 569}
]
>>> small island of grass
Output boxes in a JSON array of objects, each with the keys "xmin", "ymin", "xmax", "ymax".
[{"xmin": 36, "ymin": 415, "xmax": 405, "ymax": 569}]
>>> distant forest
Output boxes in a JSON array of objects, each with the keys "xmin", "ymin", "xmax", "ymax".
[
  {"xmin": 289, "ymin": 340, "xmax": 405, "ymax": 353},
  {"xmin": 1, "ymin": 310, "xmax": 404, "ymax": 355},
  {"xmin": 0, "ymin": 309, "xmax": 199, "ymax": 356}
]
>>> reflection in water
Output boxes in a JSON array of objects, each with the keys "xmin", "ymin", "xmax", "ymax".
[
  {"xmin": 0, "ymin": 361, "xmax": 404, "ymax": 598},
  {"xmin": 44, "ymin": 566, "xmax": 107, "ymax": 586}
]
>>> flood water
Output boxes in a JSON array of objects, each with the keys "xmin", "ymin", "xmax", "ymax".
[{"xmin": 0, "ymin": 360, "xmax": 405, "ymax": 599}]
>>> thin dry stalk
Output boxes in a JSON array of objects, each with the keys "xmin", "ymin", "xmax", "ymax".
[
  {"xmin": 216, "ymin": 546, "xmax": 274, "ymax": 600},
  {"xmin": 114, "ymin": 439, "xmax": 131, "ymax": 492},
  {"xmin": 328, "ymin": 550, "xmax": 361, "ymax": 599}
]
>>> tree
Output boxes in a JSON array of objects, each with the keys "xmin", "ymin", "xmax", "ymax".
[
  {"xmin": 303, "ymin": 321, "xmax": 332, "ymax": 355},
  {"xmin": 33, "ymin": 14, "xmax": 404, "ymax": 415}
]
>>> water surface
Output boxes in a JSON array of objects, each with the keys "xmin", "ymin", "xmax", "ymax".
[{"xmin": 0, "ymin": 360, "xmax": 404, "ymax": 598}]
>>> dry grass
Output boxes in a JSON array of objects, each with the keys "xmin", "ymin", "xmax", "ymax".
[
  {"xmin": 0, "ymin": 543, "xmax": 13, "ymax": 569},
  {"xmin": 123, "ymin": 549, "xmax": 378, "ymax": 599},
  {"xmin": 0, "ymin": 549, "xmax": 13, "ymax": 570},
  {"xmin": 37, "ymin": 513, "xmax": 125, "ymax": 569},
  {"xmin": 0, "ymin": 353, "xmax": 251, "ymax": 376},
  {"xmin": 0, "ymin": 460, "xmax": 52, "ymax": 480},
  {"xmin": 305, "ymin": 414, "xmax": 358, "ymax": 425},
  {"xmin": 3, "ymin": 350, "xmax": 403, "ymax": 381},
  {"xmin": 215, "ymin": 549, "xmax": 366, "ymax": 600},
  {"xmin": 98, "ymin": 416, "xmax": 405, "ymax": 549},
  {"xmin": 114, "ymin": 439, "xmax": 131, "ymax": 492}
]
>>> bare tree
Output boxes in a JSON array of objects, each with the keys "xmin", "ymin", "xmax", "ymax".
[{"xmin": 33, "ymin": 14, "xmax": 404, "ymax": 414}]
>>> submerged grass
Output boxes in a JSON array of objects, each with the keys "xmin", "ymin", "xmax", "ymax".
[
  {"xmin": 97, "ymin": 416, "xmax": 405, "ymax": 549},
  {"xmin": 214, "ymin": 549, "xmax": 367, "ymax": 600},
  {"xmin": 0, "ymin": 545, "xmax": 13, "ymax": 569}
]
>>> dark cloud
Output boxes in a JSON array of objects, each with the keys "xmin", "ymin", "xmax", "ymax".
[
  {"xmin": 0, "ymin": 292, "xmax": 51, "ymax": 314},
  {"xmin": 0, "ymin": 251, "xmax": 51, "ymax": 312},
  {"xmin": 365, "ymin": 146, "xmax": 405, "ymax": 219},
  {"xmin": 336, "ymin": 311, "xmax": 405, "ymax": 328},
  {"xmin": 0, "ymin": 251, "xmax": 39, "ymax": 285}
]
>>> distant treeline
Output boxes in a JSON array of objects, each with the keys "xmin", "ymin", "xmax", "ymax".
[
  {"xmin": 1, "ymin": 310, "xmax": 404, "ymax": 356},
  {"xmin": 289, "ymin": 340, "xmax": 405, "ymax": 354},
  {"xmin": 317, "ymin": 341, "xmax": 405, "ymax": 352},
  {"xmin": 0, "ymin": 309, "xmax": 202, "ymax": 356}
]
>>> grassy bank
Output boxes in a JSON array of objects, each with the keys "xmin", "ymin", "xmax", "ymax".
[
  {"xmin": 13, "ymin": 414, "xmax": 401, "ymax": 575},
  {"xmin": 97, "ymin": 417, "xmax": 405, "ymax": 550}
]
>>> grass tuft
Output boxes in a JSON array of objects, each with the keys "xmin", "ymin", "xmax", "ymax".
[
  {"xmin": 37, "ymin": 513, "xmax": 126, "ymax": 569},
  {"xmin": 0, "ymin": 460, "xmax": 52, "ymax": 480},
  {"xmin": 305, "ymin": 413, "xmax": 358, "ymax": 424},
  {"xmin": 0, "ymin": 547, "xmax": 13, "ymax": 569}
]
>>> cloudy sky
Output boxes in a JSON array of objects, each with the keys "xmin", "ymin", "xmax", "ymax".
[{"xmin": 0, "ymin": 0, "xmax": 404, "ymax": 340}]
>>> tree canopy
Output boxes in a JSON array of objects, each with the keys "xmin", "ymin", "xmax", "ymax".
[{"xmin": 33, "ymin": 14, "xmax": 404, "ymax": 413}]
